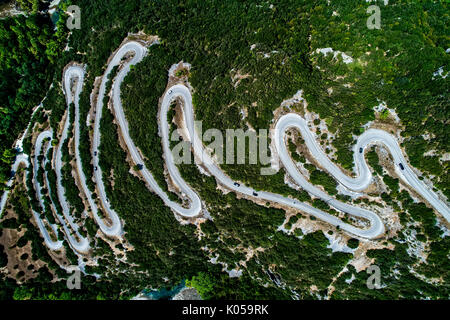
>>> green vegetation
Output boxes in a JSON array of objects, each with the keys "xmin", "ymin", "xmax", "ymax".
[
  {"xmin": 179, "ymin": 161, "xmax": 354, "ymax": 298},
  {"xmin": 1, "ymin": 264, "xmax": 138, "ymax": 300},
  {"xmin": 367, "ymin": 148, "xmax": 383, "ymax": 176},
  {"xmin": 186, "ymin": 271, "xmax": 289, "ymax": 300},
  {"xmin": 16, "ymin": 0, "xmax": 43, "ymax": 13},
  {"xmin": 1, "ymin": 182, "xmax": 64, "ymax": 276},
  {"xmin": 383, "ymin": 175, "xmax": 399, "ymax": 197},
  {"xmin": 67, "ymin": 0, "xmax": 448, "ymax": 299},
  {"xmin": 0, "ymin": 8, "xmax": 68, "ymax": 192},
  {"xmin": 288, "ymin": 140, "xmax": 305, "ymax": 163},
  {"xmin": 331, "ymin": 242, "xmax": 448, "ymax": 300},
  {"xmin": 0, "ymin": 244, "xmax": 7, "ymax": 267},
  {"xmin": 98, "ymin": 77, "xmax": 208, "ymax": 288},
  {"xmin": 1, "ymin": 0, "xmax": 448, "ymax": 300},
  {"xmin": 65, "ymin": 0, "xmax": 449, "ymax": 199},
  {"xmin": 310, "ymin": 169, "xmax": 338, "ymax": 195},
  {"xmin": 60, "ymin": 103, "xmax": 87, "ymax": 234},
  {"xmin": 307, "ymin": 1, "xmax": 449, "ymax": 198},
  {"xmin": 347, "ymin": 238, "xmax": 359, "ymax": 249},
  {"xmin": 121, "ymin": 51, "xmax": 180, "ymax": 202}
]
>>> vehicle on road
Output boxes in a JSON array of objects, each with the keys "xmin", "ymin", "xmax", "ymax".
[
  {"xmin": 253, "ymin": 191, "xmax": 258, "ymax": 196},
  {"xmin": 234, "ymin": 182, "xmax": 240, "ymax": 187},
  {"xmin": 95, "ymin": 166, "xmax": 98, "ymax": 171},
  {"xmin": 359, "ymin": 147, "xmax": 363, "ymax": 153},
  {"xmin": 399, "ymin": 163, "xmax": 405, "ymax": 170}
]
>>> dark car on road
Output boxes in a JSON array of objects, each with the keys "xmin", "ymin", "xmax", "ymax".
[
  {"xmin": 359, "ymin": 147, "xmax": 363, "ymax": 153},
  {"xmin": 234, "ymin": 182, "xmax": 240, "ymax": 187},
  {"xmin": 399, "ymin": 163, "xmax": 404, "ymax": 170},
  {"xmin": 253, "ymin": 191, "xmax": 258, "ymax": 197}
]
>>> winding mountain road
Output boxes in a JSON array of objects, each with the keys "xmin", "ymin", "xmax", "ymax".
[
  {"xmin": 162, "ymin": 85, "xmax": 387, "ymax": 238},
  {"xmin": 33, "ymin": 131, "xmax": 63, "ymax": 251},
  {"xmin": 160, "ymin": 84, "xmax": 449, "ymax": 238},
  {"xmin": 274, "ymin": 114, "xmax": 450, "ymax": 233},
  {"xmin": 107, "ymin": 42, "xmax": 202, "ymax": 217},
  {"xmin": 65, "ymin": 66, "xmax": 122, "ymax": 237},
  {"xmin": 2, "ymin": 39, "xmax": 449, "ymax": 251},
  {"xmin": 53, "ymin": 67, "xmax": 90, "ymax": 252},
  {"xmin": 0, "ymin": 135, "xmax": 64, "ymax": 251}
]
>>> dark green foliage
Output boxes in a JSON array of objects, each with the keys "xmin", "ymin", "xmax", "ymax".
[
  {"xmin": 187, "ymin": 270, "xmax": 290, "ymax": 300},
  {"xmin": 332, "ymin": 243, "xmax": 449, "ymax": 300},
  {"xmin": 418, "ymin": 237, "xmax": 449, "ymax": 283},
  {"xmin": 121, "ymin": 49, "xmax": 180, "ymax": 201},
  {"xmin": 181, "ymin": 161, "xmax": 352, "ymax": 298},
  {"xmin": 0, "ymin": 244, "xmax": 7, "ymax": 267},
  {"xmin": 383, "ymin": 175, "xmax": 399, "ymax": 196},
  {"xmin": 2, "ymin": 0, "xmax": 448, "ymax": 300},
  {"xmin": 16, "ymin": 0, "xmax": 45, "ymax": 13},
  {"xmin": 347, "ymin": 238, "xmax": 359, "ymax": 249},
  {"xmin": 0, "ymin": 266, "xmax": 136, "ymax": 300},
  {"xmin": 98, "ymin": 81, "xmax": 208, "ymax": 289},
  {"xmin": 0, "ymin": 12, "xmax": 67, "ymax": 191},
  {"xmin": 310, "ymin": 169, "xmax": 338, "ymax": 195},
  {"xmin": 367, "ymin": 148, "xmax": 383, "ymax": 176},
  {"xmin": 257, "ymin": 231, "xmax": 352, "ymax": 297}
]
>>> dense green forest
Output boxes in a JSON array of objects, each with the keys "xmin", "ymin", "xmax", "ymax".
[
  {"xmin": 0, "ymin": 0, "xmax": 448, "ymax": 300},
  {"xmin": 0, "ymin": 1, "xmax": 67, "ymax": 191}
]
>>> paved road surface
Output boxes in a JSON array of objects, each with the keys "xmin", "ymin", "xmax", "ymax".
[
  {"xmin": 65, "ymin": 66, "xmax": 122, "ymax": 237},
  {"xmin": 162, "ymin": 85, "xmax": 386, "ymax": 238},
  {"xmin": 95, "ymin": 41, "xmax": 202, "ymax": 218},
  {"xmin": 2, "ymin": 40, "xmax": 449, "ymax": 248}
]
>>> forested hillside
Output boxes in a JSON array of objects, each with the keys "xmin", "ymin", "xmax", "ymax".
[
  {"xmin": 0, "ymin": 1, "xmax": 67, "ymax": 190},
  {"xmin": 0, "ymin": 0, "xmax": 448, "ymax": 300}
]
